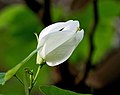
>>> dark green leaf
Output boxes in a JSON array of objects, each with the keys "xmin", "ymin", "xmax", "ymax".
[{"xmin": 40, "ymin": 85, "xmax": 91, "ymax": 95}]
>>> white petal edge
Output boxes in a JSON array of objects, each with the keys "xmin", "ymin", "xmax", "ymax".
[
  {"xmin": 39, "ymin": 22, "xmax": 65, "ymax": 41},
  {"xmin": 63, "ymin": 20, "xmax": 80, "ymax": 32},
  {"xmin": 38, "ymin": 20, "xmax": 79, "ymax": 41},
  {"xmin": 75, "ymin": 29, "xmax": 84, "ymax": 46}
]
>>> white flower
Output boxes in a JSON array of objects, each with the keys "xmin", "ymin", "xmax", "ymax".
[{"xmin": 37, "ymin": 20, "xmax": 84, "ymax": 66}]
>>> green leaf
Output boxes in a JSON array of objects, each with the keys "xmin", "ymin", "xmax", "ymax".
[
  {"xmin": 0, "ymin": 4, "xmax": 44, "ymax": 94},
  {"xmin": 0, "ymin": 73, "xmax": 5, "ymax": 85},
  {"xmin": 40, "ymin": 85, "xmax": 91, "ymax": 95}
]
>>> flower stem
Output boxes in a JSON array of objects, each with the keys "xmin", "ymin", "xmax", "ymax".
[
  {"xmin": 24, "ymin": 68, "xmax": 30, "ymax": 95},
  {"xmin": 29, "ymin": 63, "xmax": 45, "ymax": 92},
  {"xmin": 20, "ymin": 47, "xmax": 41, "ymax": 67},
  {"xmin": 4, "ymin": 47, "xmax": 42, "ymax": 84},
  {"xmin": 29, "ymin": 70, "xmax": 34, "ymax": 91},
  {"xmin": 33, "ymin": 65, "xmax": 41, "ymax": 84}
]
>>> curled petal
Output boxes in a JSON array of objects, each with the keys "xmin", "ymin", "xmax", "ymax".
[
  {"xmin": 75, "ymin": 29, "xmax": 84, "ymax": 46},
  {"xmin": 39, "ymin": 22, "xmax": 65, "ymax": 41},
  {"xmin": 63, "ymin": 20, "xmax": 79, "ymax": 32},
  {"xmin": 38, "ymin": 30, "xmax": 75, "ymax": 58},
  {"xmin": 37, "ymin": 20, "xmax": 84, "ymax": 66},
  {"xmin": 38, "ymin": 20, "xmax": 80, "ymax": 41},
  {"xmin": 45, "ymin": 29, "xmax": 84, "ymax": 66}
]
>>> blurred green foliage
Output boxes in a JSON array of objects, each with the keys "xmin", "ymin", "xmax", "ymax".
[
  {"xmin": 93, "ymin": 0, "xmax": 120, "ymax": 64},
  {"xmin": 0, "ymin": 4, "xmax": 50, "ymax": 95},
  {"xmin": 0, "ymin": 4, "xmax": 42, "ymax": 68},
  {"xmin": 53, "ymin": 0, "xmax": 120, "ymax": 64}
]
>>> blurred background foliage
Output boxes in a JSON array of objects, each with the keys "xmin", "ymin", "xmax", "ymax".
[{"xmin": 0, "ymin": 0, "xmax": 120, "ymax": 95}]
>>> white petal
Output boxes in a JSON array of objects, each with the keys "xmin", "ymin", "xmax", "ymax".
[
  {"xmin": 63, "ymin": 20, "xmax": 80, "ymax": 32},
  {"xmin": 39, "ymin": 30, "xmax": 75, "ymax": 58},
  {"xmin": 38, "ymin": 20, "xmax": 79, "ymax": 41},
  {"xmin": 45, "ymin": 29, "xmax": 84, "ymax": 66},
  {"xmin": 39, "ymin": 22, "xmax": 65, "ymax": 41}
]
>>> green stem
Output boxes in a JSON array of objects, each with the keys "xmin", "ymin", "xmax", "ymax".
[
  {"xmin": 33, "ymin": 63, "xmax": 45, "ymax": 84},
  {"xmin": 29, "ymin": 70, "xmax": 34, "ymax": 91},
  {"xmin": 4, "ymin": 47, "xmax": 42, "ymax": 84},
  {"xmin": 33, "ymin": 66, "xmax": 40, "ymax": 84},
  {"xmin": 29, "ymin": 63, "xmax": 45, "ymax": 92},
  {"xmin": 24, "ymin": 68, "xmax": 30, "ymax": 95},
  {"xmin": 19, "ymin": 47, "xmax": 41, "ymax": 67}
]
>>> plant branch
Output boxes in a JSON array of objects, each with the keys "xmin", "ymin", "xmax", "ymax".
[
  {"xmin": 24, "ymin": 68, "xmax": 30, "ymax": 95},
  {"xmin": 24, "ymin": 0, "xmax": 43, "ymax": 13},
  {"xmin": 83, "ymin": 0, "xmax": 99, "ymax": 81},
  {"xmin": 42, "ymin": 0, "xmax": 52, "ymax": 26},
  {"xmin": 29, "ymin": 63, "xmax": 45, "ymax": 92},
  {"xmin": 4, "ymin": 47, "xmax": 42, "ymax": 85},
  {"xmin": 33, "ymin": 63, "xmax": 45, "ymax": 84}
]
